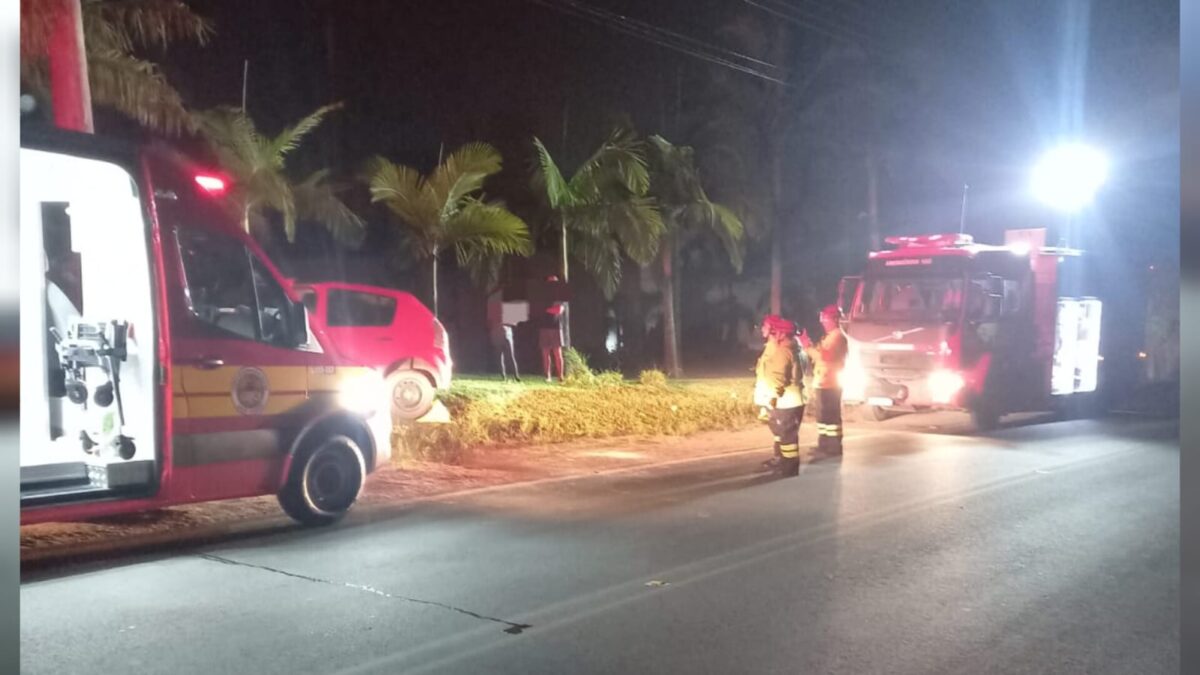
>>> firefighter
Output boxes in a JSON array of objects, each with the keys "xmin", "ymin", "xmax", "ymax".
[
  {"xmin": 800, "ymin": 305, "xmax": 848, "ymax": 456},
  {"xmin": 755, "ymin": 315, "xmax": 807, "ymax": 476}
]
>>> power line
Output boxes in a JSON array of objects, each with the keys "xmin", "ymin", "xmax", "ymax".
[
  {"xmin": 525, "ymin": 0, "xmax": 791, "ymax": 86},
  {"xmin": 768, "ymin": 0, "xmax": 879, "ymax": 43},
  {"xmin": 742, "ymin": 0, "xmax": 871, "ymax": 45}
]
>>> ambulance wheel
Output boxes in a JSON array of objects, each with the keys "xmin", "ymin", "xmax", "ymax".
[
  {"xmin": 387, "ymin": 369, "xmax": 435, "ymax": 421},
  {"xmin": 278, "ymin": 434, "xmax": 366, "ymax": 526}
]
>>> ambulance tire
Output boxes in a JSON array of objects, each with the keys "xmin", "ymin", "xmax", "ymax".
[
  {"xmin": 387, "ymin": 369, "xmax": 435, "ymax": 422},
  {"xmin": 278, "ymin": 434, "xmax": 366, "ymax": 526}
]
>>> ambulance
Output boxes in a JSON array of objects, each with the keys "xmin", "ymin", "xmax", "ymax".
[{"xmin": 20, "ymin": 127, "xmax": 392, "ymax": 526}]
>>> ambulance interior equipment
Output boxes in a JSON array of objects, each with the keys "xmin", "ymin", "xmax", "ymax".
[{"xmin": 21, "ymin": 148, "xmax": 158, "ymax": 504}]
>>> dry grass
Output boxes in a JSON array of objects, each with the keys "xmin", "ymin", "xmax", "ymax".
[{"xmin": 397, "ymin": 375, "xmax": 757, "ymax": 462}]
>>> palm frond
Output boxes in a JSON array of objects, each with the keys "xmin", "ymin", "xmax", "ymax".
[
  {"xmin": 269, "ymin": 102, "xmax": 342, "ymax": 161},
  {"xmin": 571, "ymin": 127, "xmax": 650, "ymax": 200},
  {"xmin": 366, "ymin": 156, "xmax": 440, "ymax": 242},
  {"xmin": 610, "ymin": 197, "xmax": 665, "ymax": 266},
  {"xmin": 86, "ymin": 49, "xmax": 194, "ymax": 134},
  {"xmin": 571, "ymin": 228, "xmax": 623, "ymax": 298},
  {"xmin": 531, "ymin": 136, "xmax": 574, "ymax": 209},
  {"xmin": 293, "ymin": 169, "xmax": 365, "ymax": 247},
  {"xmin": 429, "ymin": 142, "xmax": 502, "ymax": 215},
  {"xmin": 84, "ymin": 0, "xmax": 213, "ymax": 52},
  {"xmin": 445, "ymin": 200, "xmax": 533, "ymax": 265},
  {"xmin": 194, "ymin": 106, "xmax": 264, "ymax": 176}
]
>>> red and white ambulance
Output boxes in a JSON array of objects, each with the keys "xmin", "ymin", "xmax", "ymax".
[{"xmin": 20, "ymin": 127, "xmax": 391, "ymax": 526}]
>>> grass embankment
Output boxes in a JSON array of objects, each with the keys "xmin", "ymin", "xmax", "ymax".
[{"xmin": 396, "ymin": 368, "xmax": 757, "ymax": 463}]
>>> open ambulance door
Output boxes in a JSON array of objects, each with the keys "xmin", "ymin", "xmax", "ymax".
[{"xmin": 20, "ymin": 144, "xmax": 160, "ymax": 508}]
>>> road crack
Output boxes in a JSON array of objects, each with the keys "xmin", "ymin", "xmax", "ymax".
[{"xmin": 198, "ymin": 553, "xmax": 531, "ymax": 635}]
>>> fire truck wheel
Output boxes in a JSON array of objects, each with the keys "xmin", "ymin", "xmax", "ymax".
[
  {"xmin": 278, "ymin": 434, "xmax": 366, "ymax": 526},
  {"xmin": 387, "ymin": 369, "xmax": 435, "ymax": 421},
  {"xmin": 970, "ymin": 403, "xmax": 1001, "ymax": 432},
  {"xmin": 868, "ymin": 405, "xmax": 894, "ymax": 422}
]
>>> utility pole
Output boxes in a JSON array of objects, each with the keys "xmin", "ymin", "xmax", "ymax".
[
  {"xmin": 48, "ymin": 0, "xmax": 92, "ymax": 133},
  {"xmin": 959, "ymin": 184, "xmax": 969, "ymax": 234},
  {"xmin": 241, "ymin": 60, "xmax": 249, "ymax": 113}
]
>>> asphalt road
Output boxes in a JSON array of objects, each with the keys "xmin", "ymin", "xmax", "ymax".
[{"xmin": 21, "ymin": 416, "xmax": 1179, "ymax": 675}]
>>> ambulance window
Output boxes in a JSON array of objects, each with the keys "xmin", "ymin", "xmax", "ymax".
[
  {"xmin": 176, "ymin": 228, "xmax": 258, "ymax": 341},
  {"xmin": 326, "ymin": 290, "xmax": 396, "ymax": 327},
  {"xmin": 298, "ymin": 289, "xmax": 317, "ymax": 313},
  {"xmin": 249, "ymin": 255, "xmax": 295, "ymax": 347}
]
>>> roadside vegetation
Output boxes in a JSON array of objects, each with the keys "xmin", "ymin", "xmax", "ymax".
[{"xmin": 396, "ymin": 351, "xmax": 756, "ymax": 462}]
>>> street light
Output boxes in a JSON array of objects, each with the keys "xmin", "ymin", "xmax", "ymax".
[{"xmin": 1031, "ymin": 142, "xmax": 1109, "ymax": 214}]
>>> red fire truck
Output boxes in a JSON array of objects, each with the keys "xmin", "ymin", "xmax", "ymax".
[
  {"xmin": 20, "ymin": 128, "xmax": 392, "ymax": 526},
  {"xmin": 837, "ymin": 229, "xmax": 1103, "ymax": 430}
]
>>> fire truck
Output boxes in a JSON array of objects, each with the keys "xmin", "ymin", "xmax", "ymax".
[
  {"xmin": 20, "ymin": 127, "xmax": 392, "ymax": 526},
  {"xmin": 837, "ymin": 229, "xmax": 1103, "ymax": 430}
]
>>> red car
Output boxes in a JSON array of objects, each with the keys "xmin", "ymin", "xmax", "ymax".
[{"xmin": 292, "ymin": 282, "xmax": 452, "ymax": 421}]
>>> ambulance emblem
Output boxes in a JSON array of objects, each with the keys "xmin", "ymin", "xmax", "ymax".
[{"xmin": 232, "ymin": 367, "xmax": 270, "ymax": 415}]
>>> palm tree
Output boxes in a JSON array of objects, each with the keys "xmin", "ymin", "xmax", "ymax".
[
  {"xmin": 532, "ymin": 128, "xmax": 665, "ymax": 299},
  {"xmin": 367, "ymin": 143, "xmax": 533, "ymax": 317},
  {"xmin": 194, "ymin": 103, "xmax": 364, "ymax": 246},
  {"xmin": 647, "ymin": 135, "xmax": 744, "ymax": 377},
  {"xmin": 21, "ymin": 0, "xmax": 213, "ymax": 135}
]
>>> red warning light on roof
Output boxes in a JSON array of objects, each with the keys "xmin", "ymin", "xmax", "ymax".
[{"xmin": 194, "ymin": 174, "xmax": 227, "ymax": 195}]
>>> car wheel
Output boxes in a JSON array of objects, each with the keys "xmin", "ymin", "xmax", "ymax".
[
  {"xmin": 387, "ymin": 369, "xmax": 435, "ymax": 421},
  {"xmin": 278, "ymin": 434, "xmax": 366, "ymax": 526}
]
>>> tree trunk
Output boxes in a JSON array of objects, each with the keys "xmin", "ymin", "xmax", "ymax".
[
  {"xmin": 865, "ymin": 149, "xmax": 881, "ymax": 252},
  {"xmin": 431, "ymin": 250, "xmax": 439, "ymax": 319},
  {"xmin": 661, "ymin": 235, "xmax": 681, "ymax": 377},
  {"xmin": 561, "ymin": 217, "xmax": 571, "ymax": 348},
  {"xmin": 48, "ymin": 0, "xmax": 93, "ymax": 133}
]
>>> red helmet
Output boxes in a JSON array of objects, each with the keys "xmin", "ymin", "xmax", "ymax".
[
  {"xmin": 820, "ymin": 305, "xmax": 841, "ymax": 321},
  {"xmin": 762, "ymin": 314, "xmax": 795, "ymax": 336}
]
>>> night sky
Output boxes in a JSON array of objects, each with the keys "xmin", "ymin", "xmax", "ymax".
[{"xmin": 145, "ymin": 0, "xmax": 1179, "ymax": 370}]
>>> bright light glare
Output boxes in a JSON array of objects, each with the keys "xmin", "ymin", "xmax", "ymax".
[
  {"xmin": 340, "ymin": 369, "xmax": 387, "ymax": 415},
  {"xmin": 840, "ymin": 346, "xmax": 867, "ymax": 402},
  {"xmin": 1031, "ymin": 143, "xmax": 1109, "ymax": 213},
  {"xmin": 928, "ymin": 370, "xmax": 965, "ymax": 404}
]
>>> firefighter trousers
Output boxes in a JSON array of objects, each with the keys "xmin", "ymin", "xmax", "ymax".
[
  {"xmin": 768, "ymin": 406, "xmax": 803, "ymax": 474},
  {"xmin": 814, "ymin": 388, "xmax": 844, "ymax": 453}
]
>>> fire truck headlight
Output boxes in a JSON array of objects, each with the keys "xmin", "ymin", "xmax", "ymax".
[
  {"xmin": 929, "ymin": 370, "xmax": 965, "ymax": 404},
  {"xmin": 841, "ymin": 363, "xmax": 867, "ymax": 402},
  {"xmin": 341, "ymin": 369, "xmax": 387, "ymax": 416}
]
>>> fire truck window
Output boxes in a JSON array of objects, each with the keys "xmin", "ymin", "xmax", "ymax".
[
  {"xmin": 326, "ymin": 290, "xmax": 397, "ymax": 327},
  {"xmin": 860, "ymin": 278, "xmax": 963, "ymax": 321},
  {"xmin": 176, "ymin": 228, "xmax": 258, "ymax": 341},
  {"xmin": 249, "ymin": 255, "xmax": 295, "ymax": 347}
]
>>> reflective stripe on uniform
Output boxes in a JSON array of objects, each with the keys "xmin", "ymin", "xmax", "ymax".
[{"xmin": 779, "ymin": 443, "xmax": 799, "ymax": 458}]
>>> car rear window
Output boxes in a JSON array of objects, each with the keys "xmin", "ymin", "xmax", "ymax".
[{"xmin": 326, "ymin": 289, "xmax": 397, "ymax": 327}]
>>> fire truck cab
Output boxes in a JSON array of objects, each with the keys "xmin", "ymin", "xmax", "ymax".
[
  {"xmin": 20, "ymin": 128, "xmax": 391, "ymax": 526},
  {"xmin": 838, "ymin": 229, "xmax": 1102, "ymax": 430}
]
